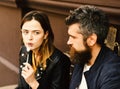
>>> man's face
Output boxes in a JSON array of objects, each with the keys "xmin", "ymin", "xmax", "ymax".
[{"xmin": 67, "ymin": 23, "xmax": 92, "ymax": 64}]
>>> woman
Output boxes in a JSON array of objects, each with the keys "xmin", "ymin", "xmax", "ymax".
[{"xmin": 16, "ymin": 10, "xmax": 71, "ymax": 89}]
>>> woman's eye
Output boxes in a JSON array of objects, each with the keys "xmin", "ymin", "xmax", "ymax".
[
  {"xmin": 22, "ymin": 30, "xmax": 28, "ymax": 35},
  {"xmin": 34, "ymin": 31, "xmax": 40, "ymax": 35}
]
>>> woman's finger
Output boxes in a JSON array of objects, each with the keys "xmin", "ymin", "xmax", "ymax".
[{"xmin": 23, "ymin": 62, "xmax": 32, "ymax": 70}]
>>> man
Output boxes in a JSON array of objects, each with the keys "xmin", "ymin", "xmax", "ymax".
[{"xmin": 65, "ymin": 5, "xmax": 120, "ymax": 89}]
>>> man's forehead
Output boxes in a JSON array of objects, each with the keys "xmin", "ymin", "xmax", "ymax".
[{"xmin": 68, "ymin": 23, "xmax": 82, "ymax": 34}]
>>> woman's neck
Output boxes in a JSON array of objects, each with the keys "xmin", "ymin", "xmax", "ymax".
[{"xmin": 32, "ymin": 48, "xmax": 39, "ymax": 55}]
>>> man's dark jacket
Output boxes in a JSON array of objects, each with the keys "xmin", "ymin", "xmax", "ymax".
[{"xmin": 70, "ymin": 46, "xmax": 120, "ymax": 89}]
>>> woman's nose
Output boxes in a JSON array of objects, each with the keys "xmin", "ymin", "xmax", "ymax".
[{"xmin": 28, "ymin": 33, "xmax": 33, "ymax": 40}]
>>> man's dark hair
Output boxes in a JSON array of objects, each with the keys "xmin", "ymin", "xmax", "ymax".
[{"xmin": 65, "ymin": 5, "xmax": 109, "ymax": 46}]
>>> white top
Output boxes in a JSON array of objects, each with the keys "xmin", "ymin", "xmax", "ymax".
[{"xmin": 78, "ymin": 64, "xmax": 91, "ymax": 89}]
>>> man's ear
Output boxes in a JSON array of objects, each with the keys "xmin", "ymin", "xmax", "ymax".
[
  {"xmin": 87, "ymin": 33, "xmax": 97, "ymax": 46},
  {"xmin": 44, "ymin": 31, "xmax": 48, "ymax": 39}
]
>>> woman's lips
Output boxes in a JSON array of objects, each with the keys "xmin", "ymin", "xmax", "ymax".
[{"xmin": 27, "ymin": 43, "xmax": 33, "ymax": 47}]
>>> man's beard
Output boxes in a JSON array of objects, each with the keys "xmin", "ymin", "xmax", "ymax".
[{"xmin": 69, "ymin": 45, "xmax": 92, "ymax": 65}]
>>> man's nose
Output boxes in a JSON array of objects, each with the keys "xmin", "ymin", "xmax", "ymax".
[{"xmin": 67, "ymin": 38, "xmax": 71, "ymax": 45}]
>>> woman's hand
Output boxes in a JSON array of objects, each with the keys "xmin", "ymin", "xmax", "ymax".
[{"xmin": 22, "ymin": 62, "xmax": 39, "ymax": 89}]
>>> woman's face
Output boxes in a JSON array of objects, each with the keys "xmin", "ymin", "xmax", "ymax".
[{"xmin": 21, "ymin": 19, "xmax": 48, "ymax": 52}]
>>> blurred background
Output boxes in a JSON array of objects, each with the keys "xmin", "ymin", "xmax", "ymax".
[{"xmin": 0, "ymin": 0, "xmax": 119, "ymax": 88}]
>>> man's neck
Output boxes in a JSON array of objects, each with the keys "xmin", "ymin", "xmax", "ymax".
[{"xmin": 87, "ymin": 44, "xmax": 101, "ymax": 66}]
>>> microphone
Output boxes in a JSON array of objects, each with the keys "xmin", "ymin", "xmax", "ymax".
[
  {"xmin": 20, "ymin": 47, "xmax": 31, "ymax": 69},
  {"xmin": 26, "ymin": 47, "xmax": 30, "ymax": 63}
]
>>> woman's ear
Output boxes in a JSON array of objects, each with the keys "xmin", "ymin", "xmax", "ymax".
[
  {"xmin": 87, "ymin": 33, "xmax": 97, "ymax": 46},
  {"xmin": 44, "ymin": 31, "xmax": 48, "ymax": 39}
]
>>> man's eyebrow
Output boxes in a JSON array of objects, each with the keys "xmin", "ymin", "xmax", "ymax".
[{"xmin": 69, "ymin": 34, "xmax": 76, "ymax": 38}]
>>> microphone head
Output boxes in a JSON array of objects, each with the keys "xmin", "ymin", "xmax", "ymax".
[
  {"xmin": 25, "ymin": 47, "xmax": 31, "ymax": 63},
  {"xmin": 26, "ymin": 47, "xmax": 30, "ymax": 52}
]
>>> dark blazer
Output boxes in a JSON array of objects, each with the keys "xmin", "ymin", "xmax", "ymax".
[
  {"xmin": 70, "ymin": 46, "xmax": 120, "ymax": 89},
  {"xmin": 16, "ymin": 46, "xmax": 71, "ymax": 89}
]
